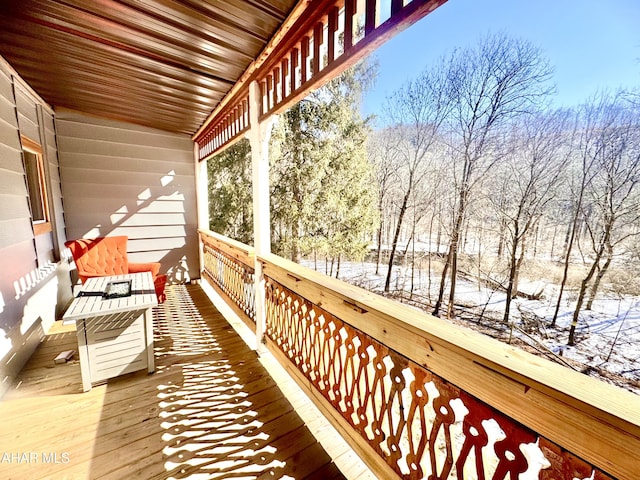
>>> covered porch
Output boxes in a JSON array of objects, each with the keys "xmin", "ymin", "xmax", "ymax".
[
  {"xmin": 2, "ymin": 231, "xmax": 637, "ymax": 479},
  {"xmin": 0, "ymin": 283, "xmax": 371, "ymax": 479},
  {"xmin": 0, "ymin": 1, "xmax": 638, "ymax": 479}
]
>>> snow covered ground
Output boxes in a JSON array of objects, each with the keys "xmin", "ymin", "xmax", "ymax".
[{"xmin": 300, "ymin": 258, "xmax": 640, "ymax": 395}]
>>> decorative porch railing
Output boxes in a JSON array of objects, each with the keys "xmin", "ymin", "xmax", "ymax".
[
  {"xmin": 194, "ymin": 0, "xmax": 448, "ymax": 160},
  {"xmin": 198, "ymin": 229, "xmax": 256, "ymax": 330},
  {"xmin": 199, "ymin": 232, "xmax": 640, "ymax": 480}
]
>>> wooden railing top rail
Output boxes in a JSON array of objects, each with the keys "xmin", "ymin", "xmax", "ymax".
[
  {"xmin": 258, "ymin": 252, "xmax": 640, "ymax": 479},
  {"xmin": 198, "ymin": 229, "xmax": 255, "ymax": 266}
]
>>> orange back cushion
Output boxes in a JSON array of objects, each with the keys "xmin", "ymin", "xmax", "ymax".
[{"xmin": 65, "ymin": 236, "xmax": 129, "ymax": 282}]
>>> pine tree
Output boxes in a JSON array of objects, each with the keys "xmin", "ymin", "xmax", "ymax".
[
  {"xmin": 207, "ymin": 138, "xmax": 253, "ymax": 245},
  {"xmin": 206, "ymin": 62, "xmax": 379, "ymax": 264},
  {"xmin": 270, "ymin": 61, "xmax": 379, "ymax": 266}
]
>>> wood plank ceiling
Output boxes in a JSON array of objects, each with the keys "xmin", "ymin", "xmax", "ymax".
[{"xmin": 0, "ymin": 0, "xmax": 298, "ymax": 135}]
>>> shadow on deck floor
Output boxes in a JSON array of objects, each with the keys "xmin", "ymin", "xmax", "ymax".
[{"xmin": 0, "ymin": 284, "xmax": 359, "ymax": 479}]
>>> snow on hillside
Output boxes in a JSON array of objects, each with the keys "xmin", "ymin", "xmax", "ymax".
[{"xmin": 300, "ymin": 259, "xmax": 640, "ymax": 395}]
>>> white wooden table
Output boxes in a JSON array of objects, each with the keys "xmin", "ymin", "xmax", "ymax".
[{"xmin": 63, "ymin": 272, "xmax": 158, "ymax": 391}]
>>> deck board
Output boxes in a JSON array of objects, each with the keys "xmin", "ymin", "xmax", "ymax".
[{"xmin": 0, "ymin": 284, "xmax": 369, "ymax": 479}]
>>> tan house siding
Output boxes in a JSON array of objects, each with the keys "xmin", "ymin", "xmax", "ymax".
[
  {"xmin": 0, "ymin": 58, "xmax": 69, "ymax": 399},
  {"xmin": 40, "ymin": 107, "xmax": 67, "ymax": 261},
  {"xmin": 15, "ymin": 85, "xmax": 41, "ymax": 144},
  {"xmin": 56, "ymin": 110, "xmax": 199, "ymax": 283}
]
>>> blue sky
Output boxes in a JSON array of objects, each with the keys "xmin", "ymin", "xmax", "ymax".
[{"xmin": 363, "ymin": 0, "xmax": 640, "ymax": 118}]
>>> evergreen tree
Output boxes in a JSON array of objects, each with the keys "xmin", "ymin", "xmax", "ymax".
[
  {"xmin": 270, "ymin": 61, "xmax": 379, "ymax": 266},
  {"xmin": 207, "ymin": 138, "xmax": 253, "ymax": 245},
  {"xmin": 207, "ymin": 62, "xmax": 379, "ymax": 265}
]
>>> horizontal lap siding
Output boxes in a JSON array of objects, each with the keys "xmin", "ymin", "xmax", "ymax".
[
  {"xmin": 15, "ymin": 86, "xmax": 41, "ymax": 144},
  {"xmin": 56, "ymin": 110, "xmax": 198, "ymax": 283},
  {"xmin": 62, "ymin": 197, "xmax": 187, "ymax": 214},
  {"xmin": 0, "ymin": 169, "xmax": 30, "ymax": 199},
  {"xmin": 0, "ymin": 95, "xmax": 17, "ymax": 131},
  {"xmin": 0, "ymin": 60, "xmax": 65, "ymax": 399},
  {"xmin": 42, "ymin": 110, "xmax": 67, "ymax": 263},
  {"xmin": 0, "ymin": 65, "xmax": 33, "ymax": 257},
  {"xmin": 0, "ymin": 141, "xmax": 23, "ymax": 172},
  {"xmin": 0, "ymin": 113, "xmax": 21, "ymax": 149},
  {"xmin": 16, "ymin": 85, "xmax": 60, "ymax": 274},
  {"xmin": 59, "ymin": 152, "xmax": 194, "ymax": 176}
]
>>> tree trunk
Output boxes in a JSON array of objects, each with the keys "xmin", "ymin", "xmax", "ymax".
[
  {"xmin": 568, "ymin": 272, "xmax": 594, "ymax": 346},
  {"xmin": 550, "ymin": 223, "xmax": 558, "ymax": 260},
  {"xmin": 561, "ymin": 220, "xmax": 572, "ymax": 261},
  {"xmin": 446, "ymin": 242, "xmax": 459, "ymax": 319},
  {"xmin": 402, "ymin": 228, "xmax": 414, "ymax": 257},
  {"xmin": 513, "ymin": 234, "xmax": 527, "ymax": 298},
  {"xmin": 386, "ymin": 221, "xmax": 393, "ymax": 264},
  {"xmin": 433, "ymin": 248, "xmax": 451, "ymax": 317},
  {"xmin": 496, "ymin": 192, "xmax": 506, "ymax": 259},
  {"xmin": 335, "ymin": 253, "xmax": 341, "ymax": 279},
  {"xmin": 375, "ymin": 221, "xmax": 383, "ymax": 275},
  {"xmin": 427, "ymin": 211, "xmax": 435, "ymax": 301},
  {"xmin": 384, "ymin": 187, "xmax": 412, "ymax": 292},
  {"xmin": 435, "ymin": 191, "xmax": 467, "ymax": 318},
  {"xmin": 568, "ymin": 230, "xmax": 609, "ymax": 345},
  {"xmin": 503, "ymin": 225, "xmax": 520, "ymax": 324},
  {"xmin": 497, "ymin": 218, "xmax": 507, "ymax": 260},
  {"xmin": 375, "ymin": 196, "xmax": 384, "ymax": 275},
  {"xmin": 462, "ymin": 217, "xmax": 470, "ymax": 253},
  {"xmin": 410, "ymin": 216, "xmax": 417, "ymax": 299},
  {"xmin": 552, "ymin": 194, "xmax": 584, "ymax": 327},
  {"xmin": 586, "ymin": 247, "xmax": 612, "ymax": 310},
  {"xmin": 446, "ymin": 191, "xmax": 467, "ymax": 319},
  {"xmin": 291, "ymin": 218, "xmax": 301, "ymax": 262},
  {"xmin": 476, "ymin": 223, "xmax": 483, "ymax": 291}
]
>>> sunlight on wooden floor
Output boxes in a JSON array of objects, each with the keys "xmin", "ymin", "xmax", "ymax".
[
  {"xmin": 152, "ymin": 286, "xmax": 347, "ymax": 479},
  {"xmin": 0, "ymin": 284, "xmax": 364, "ymax": 479}
]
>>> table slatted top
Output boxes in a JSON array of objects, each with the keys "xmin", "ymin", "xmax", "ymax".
[{"xmin": 63, "ymin": 272, "xmax": 157, "ymax": 321}]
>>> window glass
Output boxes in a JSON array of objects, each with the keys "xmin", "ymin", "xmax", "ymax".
[
  {"xmin": 24, "ymin": 150, "xmax": 46, "ymax": 222},
  {"xmin": 21, "ymin": 136, "xmax": 50, "ymax": 235}
]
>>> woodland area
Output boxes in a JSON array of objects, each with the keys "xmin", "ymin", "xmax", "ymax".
[{"xmin": 208, "ymin": 33, "xmax": 640, "ymax": 389}]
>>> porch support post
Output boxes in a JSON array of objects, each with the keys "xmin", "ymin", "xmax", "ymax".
[
  {"xmin": 248, "ymin": 80, "xmax": 273, "ymax": 352},
  {"xmin": 194, "ymin": 142, "xmax": 209, "ymax": 277}
]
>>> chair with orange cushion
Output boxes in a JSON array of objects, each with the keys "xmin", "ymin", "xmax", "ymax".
[{"xmin": 65, "ymin": 236, "xmax": 167, "ymax": 303}]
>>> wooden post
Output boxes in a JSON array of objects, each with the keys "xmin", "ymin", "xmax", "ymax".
[
  {"xmin": 248, "ymin": 80, "xmax": 274, "ymax": 352},
  {"xmin": 194, "ymin": 142, "xmax": 208, "ymax": 276}
]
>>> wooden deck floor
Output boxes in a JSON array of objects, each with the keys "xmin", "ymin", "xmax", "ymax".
[{"xmin": 0, "ymin": 284, "xmax": 371, "ymax": 479}]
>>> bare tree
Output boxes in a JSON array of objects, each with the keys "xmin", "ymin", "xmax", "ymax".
[
  {"xmin": 407, "ymin": 183, "xmax": 436, "ymax": 298},
  {"xmin": 493, "ymin": 110, "xmax": 571, "ymax": 323},
  {"xmin": 549, "ymin": 110, "xmax": 596, "ymax": 327},
  {"xmin": 382, "ymin": 63, "xmax": 451, "ymax": 293},
  {"xmin": 568, "ymin": 91, "xmax": 640, "ymax": 345},
  {"xmin": 369, "ymin": 130, "xmax": 401, "ymax": 275},
  {"xmin": 434, "ymin": 33, "xmax": 554, "ymax": 318}
]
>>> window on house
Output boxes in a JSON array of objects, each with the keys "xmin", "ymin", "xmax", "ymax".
[{"xmin": 21, "ymin": 135, "xmax": 51, "ymax": 235}]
